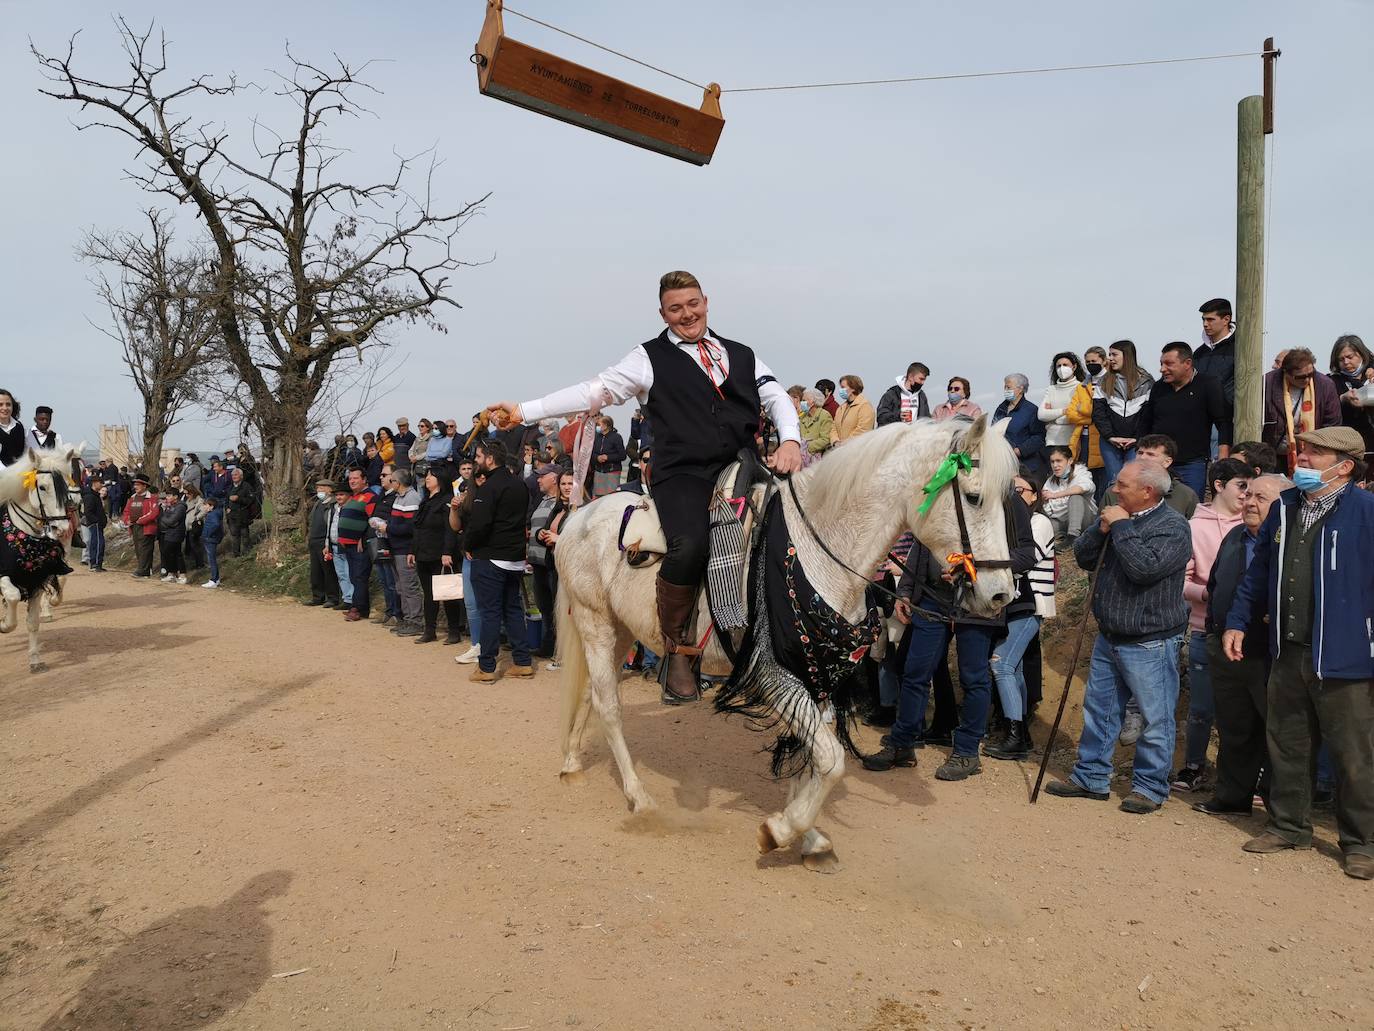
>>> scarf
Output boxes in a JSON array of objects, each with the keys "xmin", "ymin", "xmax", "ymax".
[
  {"xmin": 715, "ymin": 493, "xmax": 882, "ymax": 777},
  {"xmin": 1280, "ymin": 376, "xmax": 1316, "ymax": 473}
]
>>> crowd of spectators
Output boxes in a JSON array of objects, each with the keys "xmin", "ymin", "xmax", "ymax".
[{"xmin": 3, "ymin": 299, "xmax": 1372, "ymax": 876}]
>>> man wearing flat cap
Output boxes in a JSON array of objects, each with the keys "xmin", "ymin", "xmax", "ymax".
[
  {"xmin": 305, "ymin": 477, "xmax": 342, "ymax": 607},
  {"xmin": 1224, "ymin": 425, "xmax": 1374, "ymax": 880}
]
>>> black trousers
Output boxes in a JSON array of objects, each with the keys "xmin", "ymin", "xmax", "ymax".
[
  {"xmin": 309, "ymin": 538, "xmax": 340, "ymax": 604},
  {"xmin": 185, "ymin": 525, "xmax": 204, "ymax": 569},
  {"xmin": 227, "ymin": 515, "xmax": 251, "ymax": 556},
  {"xmin": 652, "ymin": 474, "xmax": 716, "ymax": 586},
  {"xmin": 1208, "ymin": 634, "xmax": 1270, "ymax": 807},
  {"xmin": 162, "ymin": 538, "xmax": 185, "ymax": 577},
  {"xmin": 530, "ymin": 562, "xmax": 558, "ymax": 656},
  {"xmin": 416, "ymin": 558, "xmax": 463, "ymax": 635}
]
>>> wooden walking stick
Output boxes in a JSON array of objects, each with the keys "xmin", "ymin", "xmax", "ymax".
[{"xmin": 1030, "ymin": 536, "xmax": 1110, "ymax": 803}]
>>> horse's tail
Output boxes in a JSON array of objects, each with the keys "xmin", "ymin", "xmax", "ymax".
[{"xmin": 557, "ymin": 579, "xmax": 590, "ymax": 761}]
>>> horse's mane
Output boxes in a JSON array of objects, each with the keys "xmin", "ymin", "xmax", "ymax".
[
  {"xmin": 0, "ymin": 448, "xmax": 77, "ymax": 506},
  {"xmin": 798, "ymin": 420, "xmax": 1009, "ymax": 527}
]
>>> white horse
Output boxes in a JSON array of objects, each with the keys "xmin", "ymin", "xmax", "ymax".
[
  {"xmin": 1, "ymin": 445, "xmax": 82, "ymax": 672},
  {"xmin": 555, "ymin": 416, "xmax": 1017, "ymax": 870}
]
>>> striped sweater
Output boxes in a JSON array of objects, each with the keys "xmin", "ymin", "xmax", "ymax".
[
  {"xmin": 337, "ymin": 489, "xmax": 377, "ymax": 546},
  {"xmin": 1072, "ymin": 501, "xmax": 1191, "ymax": 643},
  {"xmin": 386, "ymin": 488, "xmax": 421, "ymax": 554}
]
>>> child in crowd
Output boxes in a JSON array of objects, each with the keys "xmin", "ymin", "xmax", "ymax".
[{"xmin": 1040, "ymin": 445, "xmax": 1097, "ymax": 549}]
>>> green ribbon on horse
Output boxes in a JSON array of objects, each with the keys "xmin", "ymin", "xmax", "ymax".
[{"xmin": 915, "ymin": 451, "xmax": 971, "ymax": 515}]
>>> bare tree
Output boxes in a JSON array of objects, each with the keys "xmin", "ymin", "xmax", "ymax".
[
  {"xmin": 36, "ymin": 21, "xmax": 486, "ymax": 559},
  {"xmin": 82, "ymin": 209, "xmax": 218, "ymax": 477}
]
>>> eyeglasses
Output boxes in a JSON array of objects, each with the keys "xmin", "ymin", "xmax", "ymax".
[{"xmin": 1014, "ymin": 486, "xmax": 1036, "ymax": 497}]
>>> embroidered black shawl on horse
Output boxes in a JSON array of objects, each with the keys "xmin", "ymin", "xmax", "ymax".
[
  {"xmin": 714, "ymin": 492, "xmax": 882, "ymax": 777},
  {"xmin": 0, "ymin": 507, "xmax": 73, "ymax": 599}
]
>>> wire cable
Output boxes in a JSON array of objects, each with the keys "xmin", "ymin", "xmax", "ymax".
[
  {"xmin": 723, "ymin": 51, "xmax": 1274, "ymax": 93},
  {"xmin": 503, "ymin": 5, "xmax": 708, "ymax": 91}
]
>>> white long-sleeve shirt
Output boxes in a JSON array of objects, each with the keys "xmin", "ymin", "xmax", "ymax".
[{"xmin": 520, "ymin": 329, "xmax": 801, "ymax": 446}]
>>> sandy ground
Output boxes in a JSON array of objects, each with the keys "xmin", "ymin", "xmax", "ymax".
[{"xmin": 3, "ymin": 569, "xmax": 1372, "ymax": 1031}]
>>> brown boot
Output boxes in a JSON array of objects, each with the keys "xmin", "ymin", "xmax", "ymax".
[{"xmin": 656, "ymin": 576, "xmax": 702, "ymax": 704}]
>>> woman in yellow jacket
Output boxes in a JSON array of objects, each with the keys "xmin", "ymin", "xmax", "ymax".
[
  {"xmin": 1067, "ymin": 346, "xmax": 1107, "ymax": 498},
  {"xmin": 829, "ymin": 374, "xmax": 876, "ymax": 445}
]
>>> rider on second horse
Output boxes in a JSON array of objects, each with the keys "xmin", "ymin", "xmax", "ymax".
[{"xmin": 488, "ymin": 270, "xmax": 803, "ymax": 703}]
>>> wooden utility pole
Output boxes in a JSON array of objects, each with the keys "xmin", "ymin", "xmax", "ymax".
[{"xmin": 1233, "ymin": 39, "xmax": 1278, "ymax": 443}]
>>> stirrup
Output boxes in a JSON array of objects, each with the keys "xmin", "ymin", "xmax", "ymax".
[{"xmin": 657, "ymin": 652, "xmax": 702, "ymax": 705}]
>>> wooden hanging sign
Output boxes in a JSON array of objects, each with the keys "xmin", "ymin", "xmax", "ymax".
[{"xmin": 473, "ymin": 0, "xmax": 725, "ymax": 166}]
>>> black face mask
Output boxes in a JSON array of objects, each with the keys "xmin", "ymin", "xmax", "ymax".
[{"xmin": 1085, "ymin": 362, "xmax": 1104, "ymax": 377}]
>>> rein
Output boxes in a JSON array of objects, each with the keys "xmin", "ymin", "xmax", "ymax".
[
  {"xmin": 782, "ymin": 451, "xmax": 1010, "ymax": 619},
  {"xmin": 6, "ymin": 469, "xmax": 67, "ymax": 537}
]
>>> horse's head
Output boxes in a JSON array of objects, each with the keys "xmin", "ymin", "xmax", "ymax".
[
  {"xmin": 905, "ymin": 416, "xmax": 1017, "ymax": 617},
  {"xmin": 3, "ymin": 446, "xmax": 80, "ymax": 538}
]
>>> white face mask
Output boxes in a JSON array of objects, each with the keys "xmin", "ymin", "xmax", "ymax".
[
  {"xmin": 1056, "ymin": 366, "xmax": 1075, "ymax": 381},
  {"xmin": 317, "ymin": 490, "xmax": 329, "ymax": 500}
]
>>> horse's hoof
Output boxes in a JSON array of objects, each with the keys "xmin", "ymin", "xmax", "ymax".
[
  {"xmin": 30, "ymin": 662, "xmax": 48, "ymax": 674},
  {"xmin": 802, "ymin": 848, "xmax": 841, "ymax": 874},
  {"xmin": 757, "ymin": 822, "xmax": 781, "ymax": 854},
  {"xmin": 559, "ymin": 770, "xmax": 587, "ymax": 787}
]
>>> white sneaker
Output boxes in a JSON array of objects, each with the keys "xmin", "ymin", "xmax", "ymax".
[
  {"xmin": 454, "ymin": 644, "xmax": 481, "ymax": 665},
  {"xmin": 202, "ymin": 580, "xmax": 219, "ymax": 589},
  {"xmin": 161, "ymin": 573, "xmax": 174, "ymax": 582},
  {"xmin": 543, "ymin": 660, "xmax": 562, "ymax": 673},
  {"xmin": 177, "ymin": 575, "xmax": 188, "ymax": 585}
]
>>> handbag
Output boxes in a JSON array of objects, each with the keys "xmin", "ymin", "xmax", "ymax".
[
  {"xmin": 366, "ymin": 538, "xmax": 392, "ymax": 562},
  {"xmin": 432, "ymin": 572, "xmax": 463, "ymax": 601}
]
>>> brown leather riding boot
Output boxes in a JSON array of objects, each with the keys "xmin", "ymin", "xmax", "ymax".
[{"xmin": 655, "ymin": 576, "xmax": 702, "ymax": 703}]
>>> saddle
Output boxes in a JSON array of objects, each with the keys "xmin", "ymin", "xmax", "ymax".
[{"xmin": 612, "ymin": 449, "xmax": 776, "ymax": 673}]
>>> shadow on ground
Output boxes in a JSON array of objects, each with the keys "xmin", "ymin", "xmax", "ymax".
[{"xmin": 39, "ymin": 871, "xmax": 292, "ymax": 1031}]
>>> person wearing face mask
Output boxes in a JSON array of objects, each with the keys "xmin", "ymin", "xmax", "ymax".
[
  {"xmin": 829, "ymin": 374, "xmax": 875, "ymax": 446},
  {"xmin": 1223, "ymin": 426, "xmax": 1374, "ymax": 880},
  {"xmin": 932, "ymin": 377, "xmax": 982, "ymax": 421},
  {"xmin": 590, "ymin": 415, "xmax": 626, "ymax": 497},
  {"xmin": 304, "ymin": 477, "xmax": 343, "ymax": 607},
  {"xmin": 791, "ymin": 386, "xmax": 833, "ymax": 458},
  {"xmin": 1327, "ymin": 334, "xmax": 1374, "ymax": 461},
  {"xmin": 992, "ymin": 373, "xmax": 1047, "ymax": 474},
  {"xmin": 1080, "ymin": 348, "xmax": 1110, "ymax": 498},
  {"xmin": 1039, "ymin": 352, "xmax": 1093, "ymax": 464},
  {"xmin": 876, "ymin": 362, "xmax": 932, "ymax": 426}
]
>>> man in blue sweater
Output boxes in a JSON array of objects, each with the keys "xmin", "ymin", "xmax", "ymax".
[
  {"xmin": 1223, "ymin": 426, "xmax": 1374, "ymax": 880},
  {"xmin": 1045, "ymin": 460, "xmax": 1193, "ymax": 813}
]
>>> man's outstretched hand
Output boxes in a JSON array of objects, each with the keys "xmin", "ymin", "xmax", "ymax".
[
  {"xmin": 486, "ymin": 401, "xmax": 523, "ymax": 427},
  {"xmin": 771, "ymin": 439, "xmax": 803, "ymax": 475}
]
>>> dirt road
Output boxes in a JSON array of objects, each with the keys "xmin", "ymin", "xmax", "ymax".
[{"xmin": 3, "ymin": 570, "xmax": 1371, "ymax": 1030}]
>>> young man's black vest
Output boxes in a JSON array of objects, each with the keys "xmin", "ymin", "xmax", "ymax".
[{"xmin": 642, "ymin": 330, "xmax": 760, "ymax": 484}]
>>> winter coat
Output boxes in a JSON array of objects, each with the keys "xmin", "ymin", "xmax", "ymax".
[
  {"xmin": 463, "ymin": 465, "xmax": 528, "ymax": 562},
  {"xmin": 1092, "ymin": 371, "xmax": 1154, "ymax": 441},
  {"xmin": 387, "ymin": 487, "xmax": 421, "ymax": 556},
  {"xmin": 1330, "ymin": 369, "xmax": 1374, "ymax": 458},
  {"xmin": 1260, "ymin": 369, "xmax": 1343, "ymax": 455},
  {"xmin": 876, "ymin": 379, "xmax": 932, "ymax": 426},
  {"xmin": 799, "ymin": 409, "xmax": 834, "ymax": 455},
  {"xmin": 158, "ymin": 500, "xmax": 188, "ymax": 543},
  {"xmin": 1183, "ymin": 504, "xmax": 1245, "ymax": 632},
  {"xmin": 992, "ymin": 397, "xmax": 1047, "ymax": 471},
  {"xmin": 830, "ymin": 395, "xmax": 876, "ymax": 444},
  {"xmin": 1064, "ymin": 381, "xmax": 1102, "ymax": 469},
  {"xmin": 591, "ymin": 430, "xmax": 626, "ymax": 474},
  {"xmin": 932, "ymin": 400, "xmax": 984, "ymax": 422},
  {"xmin": 413, "ymin": 488, "xmax": 458, "ymax": 563},
  {"xmin": 1226, "ymin": 485, "xmax": 1374, "ymax": 679}
]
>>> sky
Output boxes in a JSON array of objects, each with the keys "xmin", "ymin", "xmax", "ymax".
[{"xmin": 3, "ymin": 0, "xmax": 1372, "ymax": 455}]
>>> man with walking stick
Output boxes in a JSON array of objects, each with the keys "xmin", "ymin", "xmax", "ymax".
[{"xmin": 1041, "ymin": 461, "xmax": 1192, "ymax": 813}]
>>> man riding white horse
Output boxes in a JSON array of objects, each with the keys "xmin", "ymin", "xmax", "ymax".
[{"xmin": 488, "ymin": 269, "xmax": 803, "ymax": 704}]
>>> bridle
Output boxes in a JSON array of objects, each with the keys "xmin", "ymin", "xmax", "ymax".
[
  {"xmin": 4, "ymin": 468, "xmax": 69, "ymax": 538},
  {"xmin": 783, "ymin": 449, "xmax": 1012, "ymax": 620}
]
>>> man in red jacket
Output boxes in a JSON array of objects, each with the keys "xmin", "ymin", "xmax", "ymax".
[{"xmin": 122, "ymin": 473, "xmax": 160, "ymax": 578}]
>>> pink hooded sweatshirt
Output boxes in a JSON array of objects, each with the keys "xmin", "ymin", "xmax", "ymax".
[{"xmin": 1183, "ymin": 503, "xmax": 1245, "ymax": 632}]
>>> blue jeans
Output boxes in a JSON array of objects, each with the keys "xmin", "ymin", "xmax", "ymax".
[
  {"xmin": 332, "ymin": 550, "xmax": 354, "ymax": 605},
  {"xmin": 86, "ymin": 523, "xmax": 105, "ymax": 568},
  {"xmin": 1100, "ymin": 442, "xmax": 1136, "ymax": 486},
  {"xmin": 344, "ymin": 548, "xmax": 372, "ymax": 616},
  {"xmin": 990, "ymin": 615, "xmax": 1041, "ymax": 722},
  {"xmin": 462, "ymin": 556, "xmax": 481, "ymax": 644},
  {"xmin": 204, "ymin": 536, "xmax": 222, "ymax": 582},
  {"xmin": 1173, "ymin": 457, "xmax": 1207, "ymax": 499},
  {"xmin": 471, "ymin": 559, "xmax": 531, "ymax": 673},
  {"xmin": 1070, "ymin": 633, "xmax": 1183, "ymax": 803},
  {"xmin": 891, "ymin": 602, "xmax": 997, "ymax": 756},
  {"xmin": 1184, "ymin": 629, "xmax": 1215, "ymax": 769},
  {"xmin": 377, "ymin": 556, "xmax": 398, "ymax": 618}
]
